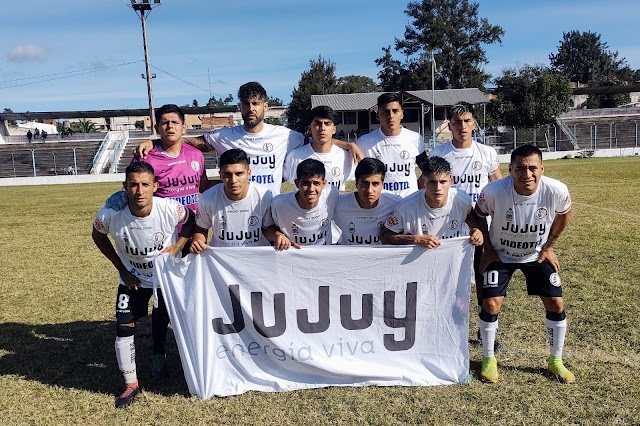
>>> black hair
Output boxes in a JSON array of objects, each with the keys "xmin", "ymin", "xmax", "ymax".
[
  {"xmin": 421, "ymin": 156, "xmax": 451, "ymax": 176},
  {"xmin": 511, "ymin": 144, "xmax": 542, "ymax": 163},
  {"xmin": 219, "ymin": 148, "xmax": 250, "ymax": 168},
  {"xmin": 238, "ymin": 82, "xmax": 267, "ymax": 103},
  {"xmin": 125, "ymin": 161, "xmax": 155, "ymax": 180},
  {"xmin": 355, "ymin": 157, "xmax": 386, "ymax": 182},
  {"xmin": 155, "ymin": 104, "xmax": 185, "ymax": 125},
  {"xmin": 377, "ymin": 92, "xmax": 402, "ymax": 108},
  {"xmin": 296, "ymin": 158, "xmax": 325, "ymax": 181},
  {"xmin": 447, "ymin": 102, "xmax": 475, "ymax": 120},
  {"xmin": 308, "ymin": 105, "xmax": 340, "ymax": 126}
]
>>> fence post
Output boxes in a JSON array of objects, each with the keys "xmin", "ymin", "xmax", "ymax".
[
  {"xmin": 552, "ymin": 124, "xmax": 557, "ymax": 152},
  {"xmin": 635, "ymin": 121, "xmax": 638, "ymax": 149},
  {"xmin": 12, "ymin": 154, "xmax": 16, "ymax": 178},
  {"xmin": 31, "ymin": 150, "xmax": 37, "ymax": 177},
  {"xmin": 609, "ymin": 122, "xmax": 613, "ymax": 149},
  {"xmin": 52, "ymin": 152, "xmax": 57, "ymax": 175},
  {"xmin": 73, "ymin": 148, "xmax": 78, "ymax": 174},
  {"xmin": 594, "ymin": 123, "xmax": 597, "ymax": 151},
  {"xmin": 513, "ymin": 127, "xmax": 517, "ymax": 151}
]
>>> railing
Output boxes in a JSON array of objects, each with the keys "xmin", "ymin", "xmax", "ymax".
[
  {"xmin": 560, "ymin": 106, "xmax": 640, "ymax": 119},
  {"xmin": 108, "ymin": 131, "xmax": 129, "ymax": 173}
]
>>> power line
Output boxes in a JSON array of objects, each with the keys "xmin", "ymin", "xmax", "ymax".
[
  {"xmin": 150, "ymin": 64, "xmax": 210, "ymax": 94},
  {"xmin": 0, "ymin": 60, "xmax": 144, "ymax": 90}
]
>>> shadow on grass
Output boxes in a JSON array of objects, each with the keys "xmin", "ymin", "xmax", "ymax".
[{"xmin": 0, "ymin": 318, "xmax": 189, "ymax": 397}]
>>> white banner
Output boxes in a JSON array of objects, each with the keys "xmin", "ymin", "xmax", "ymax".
[{"xmin": 154, "ymin": 238, "xmax": 473, "ymax": 398}]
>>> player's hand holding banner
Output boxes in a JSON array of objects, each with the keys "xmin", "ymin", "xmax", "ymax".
[{"xmin": 154, "ymin": 239, "xmax": 473, "ymax": 398}]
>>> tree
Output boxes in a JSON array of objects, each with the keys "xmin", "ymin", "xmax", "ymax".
[
  {"xmin": 493, "ymin": 65, "xmax": 572, "ymax": 128},
  {"xmin": 337, "ymin": 75, "xmax": 379, "ymax": 94},
  {"xmin": 70, "ymin": 118, "xmax": 97, "ymax": 134},
  {"xmin": 267, "ymin": 97, "xmax": 284, "ymax": 107},
  {"xmin": 377, "ymin": 0, "xmax": 504, "ymax": 90},
  {"xmin": 585, "ymin": 76, "xmax": 632, "ymax": 108},
  {"xmin": 549, "ymin": 31, "xmax": 625, "ymax": 84},
  {"xmin": 3, "ymin": 108, "xmax": 17, "ymax": 125},
  {"xmin": 134, "ymin": 120, "xmax": 145, "ymax": 130},
  {"xmin": 192, "ymin": 99, "xmax": 199, "ymax": 107},
  {"xmin": 286, "ymin": 55, "xmax": 338, "ymax": 133},
  {"xmin": 264, "ymin": 117, "xmax": 283, "ymax": 126},
  {"xmin": 207, "ymin": 94, "xmax": 234, "ymax": 107}
]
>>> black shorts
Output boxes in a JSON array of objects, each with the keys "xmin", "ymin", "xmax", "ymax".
[
  {"xmin": 480, "ymin": 261, "xmax": 563, "ymax": 299},
  {"xmin": 115, "ymin": 285, "xmax": 154, "ymax": 325}
]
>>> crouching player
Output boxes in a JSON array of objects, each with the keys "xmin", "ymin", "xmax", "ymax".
[
  {"xmin": 92, "ymin": 162, "xmax": 195, "ymax": 408},
  {"xmin": 380, "ymin": 156, "xmax": 483, "ymax": 249}
]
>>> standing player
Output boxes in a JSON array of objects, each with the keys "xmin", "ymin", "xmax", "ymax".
[
  {"xmin": 190, "ymin": 149, "xmax": 272, "ymax": 251},
  {"xmin": 333, "ymin": 157, "xmax": 401, "ymax": 245},
  {"xmin": 92, "ymin": 162, "xmax": 195, "ymax": 408},
  {"xmin": 356, "ymin": 92, "xmax": 425, "ymax": 197},
  {"xmin": 105, "ymin": 103, "xmax": 208, "ymax": 380},
  {"xmin": 283, "ymin": 105, "xmax": 354, "ymax": 191},
  {"xmin": 380, "ymin": 156, "xmax": 483, "ymax": 248},
  {"xmin": 136, "ymin": 82, "xmax": 362, "ymax": 195},
  {"xmin": 264, "ymin": 158, "xmax": 339, "ymax": 249},
  {"xmin": 429, "ymin": 102, "xmax": 502, "ymax": 347},
  {"xmin": 474, "ymin": 144, "xmax": 575, "ymax": 384}
]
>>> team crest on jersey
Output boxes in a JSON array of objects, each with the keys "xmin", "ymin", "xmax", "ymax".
[
  {"xmin": 535, "ymin": 208, "xmax": 548, "ymax": 219},
  {"xmin": 292, "ymin": 223, "xmax": 299, "ymax": 235},
  {"xmin": 377, "ymin": 221, "xmax": 385, "ymax": 230},
  {"xmin": 153, "ymin": 232, "xmax": 165, "ymax": 243},
  {"xmin": 248, "ymin": 216, "xmax": 259, "ymax": 226},
  {"xmin": 332, "ymin": 167, "xmax": 341, "ymax": 177},
  {"xmin": 321, "ymin": 219, "xmax": 329, "ymax": 228},
  {"xmin": 348, "ymin": 222, "xmax": 356, "ymax": 232},
  {"xmin": 400, "ymin": 150, "xmax": 410, "ymax": 160},
  {"xmin": 386, "ymin": 215, "xmax": 399, "ymax": 227},
  {"xmin": 220, "ymin": 215, "xmax": 227, "ymax": 230},
  {"xmin": 94, "ymin": 218, "xmax": 104, "ymax": 232},
  {"xmin": 550, "ymin": 272, "xmax": 561, "ymax": 287},
  {"xmin": 176, "ymin": 204, "xmax": 186, "ymax": 218},
  {"xmin": 506, "ymin": 207, "xmax": 514, "ymax": 222},
  {"xmin": 263, "ymin": 142, "xmax": 273, "ymax": 153},
  {"xmin": 449, "ymin": 219, "xmax": 460, "ymax": 230},
  {"xmin": 472, "ymin": 161, "xmax": 482, "ymax": 170},
  {"xmin": 191, "ymin": 161, "xmax": 200, "ymax": 172},
  {"xmin": 421, "ymin": 223, "xmax": 428, "ymax": 234}
]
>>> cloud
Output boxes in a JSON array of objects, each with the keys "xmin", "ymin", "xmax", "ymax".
[{"xmin": 8, "ymin": 44, "xmax": 48, "ymax": 62}]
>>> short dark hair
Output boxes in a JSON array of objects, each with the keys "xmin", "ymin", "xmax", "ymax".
[
  {"xmin": 355, "ymin": 157, "xmax": 386, "ymax": 182},
  {"xmin": 447, "ymin": 102, "xmax": 475, "ymax": 120},
  {"xmin": 308, "ymin": 105, "xmax": 340, "ymax": 126},
  {"xmin": 511, "ymin": 144, "xmax": 542, "ymax": 163},
  {"xmin": 155, "ymin": 104, "xmax": 185, "ymax": 125},
  {"xmin": 420, "ymin": 156, "xmax": 451, "ymax": 176},
  {"xmin": 377, "ymin": 92, "xmax": 402, "ymax": 108},
  {"xmin": 296, "ymin": 158, "xmax": 325, "ymax": 181},
  {"xmin": 219, "ymin": 148, "xmax": 249, "ymax": 168},
  {"xmin": 238, "ymin": 82, "xmax": 267, "ymax": 103},
  {"xmin": 125, "ymin": 161, "xmax": 155, "ymax": 180}
]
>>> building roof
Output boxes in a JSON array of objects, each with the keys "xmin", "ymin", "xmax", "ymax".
[{"xmin": 311, "ymin": 88, "xmax": 489, "ymax": 111}]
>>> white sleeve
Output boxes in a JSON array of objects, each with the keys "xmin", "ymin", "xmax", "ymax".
[
  {"xmin": 94, "ymin": 207, "xmax": 113, "ymax": 235},
  {"xmin": 195, "ymin": 195, "xmax": 213, "ymax": 229},
  {"xmin": 283, "ymin": 152, "xmax": 296, "ymax": 184},
  {"xmin": 385, "ymin": 207, "xmax": 405, "ymax": 233}
]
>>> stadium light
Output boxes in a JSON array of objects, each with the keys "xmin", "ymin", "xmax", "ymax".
[{"xmin": 128, "ymin": 0, "xmax": 161, "ymax": 135}]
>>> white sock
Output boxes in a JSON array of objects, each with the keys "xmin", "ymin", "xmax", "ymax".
[
  {"xmin": 479, "ymin": 318, "xmax": 499, "ymax": 358},
  {"xmin": 546, "ymin": 318, "xmax": 567, "ymax": 358},
  {"xmin": 115, "ymin": 336, "xmax": 137, "ymax": 384}
]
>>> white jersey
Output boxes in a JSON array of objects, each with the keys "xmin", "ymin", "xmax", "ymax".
[
  {"xmin": 357, "ymin": 127, "xmax": 424, "ymax": 197},
  {"xmin": 475, "ymin": 175, "xmax": 571, "ymax": 263},
  {"xmin": 334, "ymin": 192, "xmax": 401, "ymax": 245},
  {"xmin": 195, "ymin": 183, "xmax": 272, "ymax": 247},
  {"xmin": 429, "ymin": 140, "xmax": 500, "ymax": 205},
  {"xmin": 94, "ymin": 197, "xmax": 188, "ymax": 288},
  {"xmin": 283, "ymin": 143, "xmax": 354, "ymax": 190},
  {"xmin": 385, "ymin": 188, "xmax": 472, "ymax": 240},
  {"xmin": 267, "ymin": 185, "xmax": 339, "ymax": 246},
  {"xmin": 203, "ymin": 123, "xmax": 304, "ymax": 195}
]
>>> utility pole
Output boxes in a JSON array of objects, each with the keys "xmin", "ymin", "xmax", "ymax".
[{"xmin": 129, "ymin": 0, "xmax": 161, "ymax": 136}]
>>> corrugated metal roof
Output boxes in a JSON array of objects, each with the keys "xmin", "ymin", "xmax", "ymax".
[{"xmin": 312, "ymin": 88, "xmax": 489, "ymax": 111}]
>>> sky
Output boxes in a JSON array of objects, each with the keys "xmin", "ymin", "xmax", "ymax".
[{"xmin": 1, "ymin": 0, "xmax": 639, "ymax": 113}]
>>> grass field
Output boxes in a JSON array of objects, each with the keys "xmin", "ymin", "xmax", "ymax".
[{"xmin": 1, "ymin": 156, "xmax": 639, "ymax": 425}]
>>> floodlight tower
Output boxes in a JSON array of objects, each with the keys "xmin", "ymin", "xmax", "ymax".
[{"xmin": 128, "ymin": 0, "xmax": 161, "ymax": 135}]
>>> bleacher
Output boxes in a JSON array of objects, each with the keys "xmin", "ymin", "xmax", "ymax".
[{"xmin": 0, "ymin": 140, "xmax": 102, "ymax": 178}]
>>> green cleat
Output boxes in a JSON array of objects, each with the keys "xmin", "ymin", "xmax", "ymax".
[
  {"xmin": 481, "ymin": 356, "xmax": 499, "ymax": 383},
  {"xmin": 548, "ymin": 356, "xmax": 576, "ymax": 384}
]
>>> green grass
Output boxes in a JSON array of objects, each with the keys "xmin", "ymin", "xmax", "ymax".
[{"xmin": 1, "ymin": 157, "xmax": 639, "ymax": 425}]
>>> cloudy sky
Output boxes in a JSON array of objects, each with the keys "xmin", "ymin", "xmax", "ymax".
[{"xmin": 1, "ymin": 0, "xmax": 638, "ymax": 112}]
